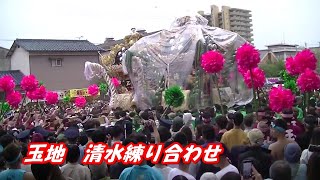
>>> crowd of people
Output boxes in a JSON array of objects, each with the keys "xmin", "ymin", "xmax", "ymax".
[{"xmin": 0, "ymin": 93, "xmax": 320, "ymax": 180}]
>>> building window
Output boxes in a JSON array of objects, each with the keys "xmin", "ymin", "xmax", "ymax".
[{"xmin": 50, "ymin": 58, "xmax": 62, "ymax": 67}]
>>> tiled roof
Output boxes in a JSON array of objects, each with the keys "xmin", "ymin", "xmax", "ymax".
[
  {"xmin": 0, "ymin": 70, "xmax": 24, "ymax": 85},
  {"xmin": 7, "ymin": 39, "xmax": 105, "ymax": 57}
]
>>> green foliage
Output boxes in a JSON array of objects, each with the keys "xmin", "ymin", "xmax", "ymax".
[
  {"xmin": 63, "ymin": 96, "xmax": 71, "ymax": 103},
  {"xmin": 279, "ymin": 70, "xmax": 298, "ymax": 93},
  {"xmin": 39, "ymin": 81, "xmax": 44, "ymax": 86},
  {"xmin": 0, "ymin": 102, "xmax": 10, "ymax": 113},
  {"xmin": 259, "ymin": 60, "xmax": 285, "ymax": 77},
  {"xmin": 99, "ymin": 83, "xmax": 108, "ymax": 92},
  {"xmin": 164, "ymin": 86, "xmax": 185, "ymax": 107}
]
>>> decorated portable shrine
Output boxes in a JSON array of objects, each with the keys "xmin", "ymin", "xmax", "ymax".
[{"xmin": 84, "ymin": 13, "xmax": 256, "ymax": 110}]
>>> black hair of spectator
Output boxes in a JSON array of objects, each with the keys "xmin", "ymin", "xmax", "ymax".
[
  {"xmin": 114, "ymin": 111, "xmax": 121, "ymax": 119},
  {"xmin": 173, "ymin": 132, "xmax": 188, "ymax": 147},
  {"xmin": 233, "ymin": 112, "xmax": 244, "ymax": 126},
  {"xmin": 2, "ymin": 143, "xmax": 20, "ymax": 163},
  {"xmin": 310, "ymin": 127, "xmax": 320, "ymax": 145},
  {"xmin": 47, "ymin": 136, "xmax": 56, "ymax": 143},
  {"xmin": 304, "ymin": 115, "xmax": 317, "ymax": 131},
  {"xmin": 244, "ymin": 114, "xmax": 254, "ymax": 128},
  {"xmin": 128, "ymin": 133, "xmax": 148, "ymax": 144},
  {"xmin": 140, "ymin": 111, "xmax": 149, "ymax": 120},
  {"xmin": 122, "ymin": 138, "xmax": 138, "ymax": 146},
  {"xmin": 180, "ymin": 126, "xmax": 193, "ymax": 144},
  {"xmin": 172, "ymin": 175, "xmax": 188, "ymax": 180},
  {"xmin": 202, "ymin": 124, "xmax": 215, "ymax": 141},
  {"xmin": 0, "ymin": 134, "xmax": 15, "ymax": 148},
  {"xmin": 128, "ymin": 112, "xmax": 136, "ymax": 118},
  {"xmin": 158, "ymin": 126, "xmax": 172, "ymax": 143},
  {"xmin": 202, "ymin": 111, "xmax": 211, "ymax": 119},
  {"xmin": 20, "ymin": 143, "xmax": 28, "ymax": 157},
  {"xmin": 269, "ymin": 160, "xmax": 291, "ymax": 180},
  {"xmin": 66, "ymin": 144, "xmax": 80, "ymax": 163},
  {"xmin": 221, "ymin": 172, "xmax": 241, "ymax": 180},
  {"xmin": 119, "ymin": 111, "xmax": 127, "ymax": 118},
  {"xmin": 91, "ymin": 130, "xmax": 106, "ymax": 143},
  {"xmin": 111, "ymin": 125, "xmax": 124, "ymax": 138},
  {"xmin": 0, "ymin": 129, "xmax": 7, "ymax": 137},
  {"xmin": 307, "ymin": 152, "xmax": 320, "ymax": 180},
  {"xmin": 216, "ymin": 115, "xmax": 228, "ymax": 129},
  {"xmin": 31, "ymin": 163, "xmax": 52, "ymax": 180},
  {"xmin": 274, "ymin": 119, "xmax": 288, "ymax": 131},
  {"xmin": 78, "ymin": 133, "xmax": 88, "ymax": 146}
]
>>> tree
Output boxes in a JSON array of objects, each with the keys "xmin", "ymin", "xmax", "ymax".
[{"xmin": 259, "ymin": 60, "xmax": 285, "ymax": 77}]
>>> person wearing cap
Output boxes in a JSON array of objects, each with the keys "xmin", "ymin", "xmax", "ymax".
[
  {"xmin": 16, "ymin": 130, "xmax": 30, "ymax": 144},
  {"xmin": 64, "ymin": 126, "xmax": 84, "ymax": 164},
  {"xmin": 238, "ymin": 129, "xmax": 272, "ymax": 179},
  {"xmin": 0, "ymin": 143, "xmax": 35, "ymax": 180},
  {"xmin": 284, "ymin": 143, "xmax": 307, "ymax": 180},
  {"xmin": 269, "ymin": 119, "xmax": 296, "ymax": 161}
]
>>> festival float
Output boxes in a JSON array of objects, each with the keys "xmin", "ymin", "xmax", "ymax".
[{"xmin": 84, "ymin": 13, "xmax": 256, "ymax": 111}]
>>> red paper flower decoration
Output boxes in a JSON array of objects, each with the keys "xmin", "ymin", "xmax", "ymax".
[
  {"xmin": 21, "ymin": 75, "xmax": 39, "ymax": 92},
  {"xmin": 6, "ymin": 91, "xmax": 22, "ymax": 108},
  {"xmin": 297, "ymin": 68, "xmax": 320, "ymax": 92},
  {"xmin": 0, "ymin": 75, "xmax": 15, "ymax": 93},
  {"xmin": 75, "ymin": 96, "xmax": 86, "ymax": 108},
  {"xmin": 269, "ymin": 86, "xmax": 295, "ymax": 112},
  {"xmin": 235, "ymin": 43, "xmax": 260, "ymax": 71},
  {"xmin": 243, "ymin": 68, "xmax": 266, "ymax": 89},
  {"xmin": 295, "ymin": 49, "xmax": 317, "ymax": 73},
  {"xmin": 237, "ymin": 65, "xmax": 247, "ymax": 76},
  {"xmin": 88, "ymin": 84, "xmax": 99, "ymax": 96},
  {"xmin": 201, "ymin": 50, "xmax": 225, "ymax": 74},
  {"xmin": 111, "ymin": 77, "xmax": 120, "ymax": 88},
  {"xmin": 27, "ymin": 85, "xmax": 46, "ymax": 100},
  {"xmin": 285, "ymin": 56, "xmax": 300, "ymax": 76},
  {"xmin": 45, "ymin": 91, "xmax": 59, "ymax": 105}
]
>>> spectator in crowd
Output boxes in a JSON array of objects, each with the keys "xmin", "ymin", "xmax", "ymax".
[
  {"xmin": 61, "ymin": 144, "xmax": 91, "ymax": 180},
  {"xmin": 269, "ymin": 119, "xmax": 296, "ymax": 161},
  {"xmin": 307, "ymin": 152, "xmax": 320, "ymax": 180},
  {"xmin": 268, "ymin": 160, "xmax": 292, "ymax": 180},
  {"xmin": 168, "ymin": 133, "xmax": 194, "ymax": 179},
  {"xmin": 220, "ymin": 172, "xmax": 241, "ymax": 180},
  {"xmin": 284, "ymin": 143, "xmax": 307, "ymax": 180},
  {"xmin": 31, "ymin": 163, "xmax": 65, "ymax": 180},
  {"xmin": 221, "ymin": 112, "xmax": 249, "ymax": 151},
  {"xmin": 119, "ymin": 133, "xmax": 163, "ymax": 180},
  {"xmin": 215, "ymin": 115, "xmax": 228, "ymax": 142},
  {"xmin": 296, "ymin": 115, "xmax": 318, "ymax": 150},
  {"xmin": 211, "ymin": 143, "xmax": 239, "ymax": 179},
  {"xmin": 300, "ymin": 127, "xmax": 320, "ymax": 164},
  {"xmin": 243, "ymin": 114, "xmax": 254, "ymax": 134},
  {"xmin": 0, "ymin": 143, "xmax": 35, "ymax": 180},
  {"xmin": 238, "ymin": 129, "xmax": 271, "ymax": 178}
]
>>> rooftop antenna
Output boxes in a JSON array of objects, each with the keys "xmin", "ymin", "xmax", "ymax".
[{"xmin": 76, "ymin": 36, "xmax": 84, "ymax": 40}]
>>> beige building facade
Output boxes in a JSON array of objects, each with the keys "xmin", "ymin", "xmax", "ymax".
[{"xmin": 199, "ymin": 5, "xmax": 253, "ymax": 42}]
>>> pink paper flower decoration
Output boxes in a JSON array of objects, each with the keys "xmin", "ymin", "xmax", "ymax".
[
  {"xmin": 297, "ymin": 68, "xmax": 320, "ymax": 92},
  {"xmin": 295, "ymin": 49, "xmax": 317, "ymax": 73},
  {"xmin": 269, "ymin": 86, "xmax": 294, "ymax": 113},
  {"xmin": 235, "ymin": 43, "xmax": 260, "ymax": 71},
  {"xmin": 21, "ymin": 75, "xmax": 39, "ymax": 92},
  {"xmin": 88, "ymin": 84, "xmax": 99, "ymax": 96},
  {"xmin": 243, "ymin": 68, "xmax": 266, "ymax": 89},
  {"xmin": 111, "ymin": 77, "xmax": 120, "ymax": 88},
  {"xmin": 45, "ymin": 91, "xmax": 59, "ymax": 105},
  {"xmin": 237, "ymin": 65, "xmax": 247, "ymax": 76},
  {"xmin": 0, "ymin": 75, "xmax": 15, "ymax": 93},
  {"xmin": 285, "ymin": 57, "xmax": 300, "ymax": 76},
  {"xmin": 201, "ymin": 50, "xmax": 225, "ymax": 74},
  {"xmin": 26, "ymin": 91, "xmax": 37, "ymax": 100},
  {"xmin": 6, "ymin": 91, "xmax": 22, "ymax": 108},
  {"xmin": 75, "ymin": 96, "xmax": 86, "ymax": 108}
]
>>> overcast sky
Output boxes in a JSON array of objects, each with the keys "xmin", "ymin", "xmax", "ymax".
[{"xmin": 0, "ymin": 0, "xmax": 319, "ymax": 49}]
